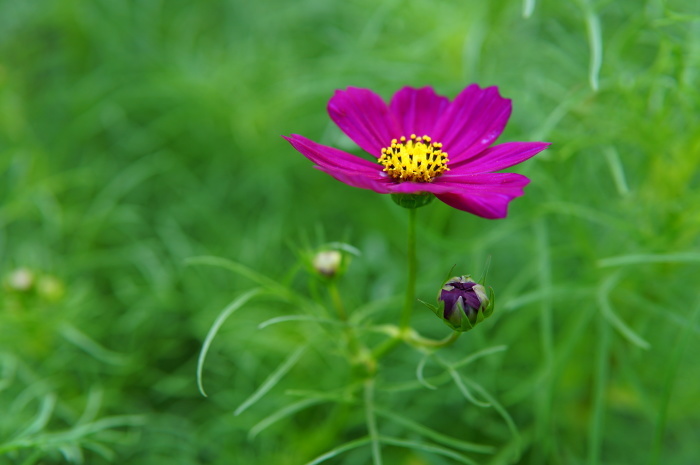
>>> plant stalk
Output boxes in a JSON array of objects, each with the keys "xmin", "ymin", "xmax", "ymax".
[{"xmin": 400, "ymin": 208, "xmax": 417, "ymax": 330}]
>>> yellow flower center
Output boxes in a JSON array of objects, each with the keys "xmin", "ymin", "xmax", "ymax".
[{"xmin": 378, "ymin": 134, "xmax": 449, "ymax": 182}]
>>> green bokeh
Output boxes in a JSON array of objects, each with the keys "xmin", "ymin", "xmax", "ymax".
[{"xmin": 1, "ymin": 0, "xmax": 699, "ymax": 464}]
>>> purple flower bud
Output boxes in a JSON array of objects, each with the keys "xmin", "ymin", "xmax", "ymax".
[{"xmin": 436, "ymin": 276, "xmax": 493, "ymax": 331}]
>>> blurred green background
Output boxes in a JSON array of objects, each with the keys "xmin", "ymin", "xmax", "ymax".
[{"xmin": 1, "ymin": 0, "xmax": 699, "ymax": 463}]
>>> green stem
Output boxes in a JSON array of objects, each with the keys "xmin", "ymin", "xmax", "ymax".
[
  {"xmin": 370, "ymin": 331, "xmax": 403, "ymax": 361},
  {"xmin": 328, "ymin": 281, "xmax": 347, "ymax": 321},
  {"xmin": 400, "ymin": 208, "xmax": 418, "ymax": 330},
  {"xmin": 327, "ymin": 281, "xmax": 375, "ymax": 375},
  {"xmin": 370, "ymin": 326, "xmax": 460, "ymax": 361},
  {"xmin": 407, "ymin": 329, "xmax": 461, "ymax": 349},
  {"xmin": 371, "ymin": 209, "xmax": 418, "ymax": 361}
]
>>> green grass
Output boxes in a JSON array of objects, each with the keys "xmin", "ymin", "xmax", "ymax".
[{"xmin": 2, "ymin": 0, "xmax": 700, "ymax": 463}]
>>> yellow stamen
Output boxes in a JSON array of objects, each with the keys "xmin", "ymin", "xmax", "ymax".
[{"xmin": 378, "ymin": 134, "xmax": 449, "ymax": 182}]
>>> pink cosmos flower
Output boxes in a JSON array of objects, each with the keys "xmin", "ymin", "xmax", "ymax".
[{"xmin": 284, "ymin": 85, "xmax": 550, "ymax": 219}]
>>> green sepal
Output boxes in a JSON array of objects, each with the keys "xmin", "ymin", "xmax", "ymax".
[{"xmin": 390, "ymin": 193, "xmax": 435, "ymax": 209}]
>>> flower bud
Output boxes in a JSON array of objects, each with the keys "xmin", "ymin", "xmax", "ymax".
[
  {"xmin": 7, "ymin": 268, "xmax": 35, "ymax": 292},
  {"xmin": 434, "ymin": 276, "xmax": 493, "ymax": 332},
  {"xmin": 312, "ymin": 250, "xmax": 343, "ymax": 278}
]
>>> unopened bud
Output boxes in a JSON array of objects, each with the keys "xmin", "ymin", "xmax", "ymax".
[
  {"xmin": 8, "ymin": 268, "xmax": 35, "ymax": 292},
  {"xmin": 312, "ymin": 250, "xmax": 343, "ymax": 278},
  {"xmin": 433, "ymin": 276, "xmax": 494, "ymax": 332}
]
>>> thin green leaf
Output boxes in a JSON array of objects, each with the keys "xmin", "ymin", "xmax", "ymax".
[
  {"xmin": 284, "ymin": 386, "xmax": 358, "ymax": 404},
  {"xmin": 379, "ymin": 436, "xmax": 480, "ymax": 465},
  {"xmin": 452, "ymin": 345, "xmax": 508, "ymax": 370},
  {"xmin": 416, "ymin": 354, "xmax": 438, "ymax": 390},
  {"xmin": 461, "ymin": 378, "xmax": 521, "ymax": 462},
  {"xmin": 0, "ymin": 353, "xmax": 18, "ymax": 393},
  {"xmin": 603, "ymin": 147, "xmax": 630, "ymax": 196},
  {"xmin": 502, "ymin": 284, "xmax": 595, "ymax": 313},
  {"xmin": 58, "ymin": 444, "xmax": 82, "ymax": 463},
  {"xmin": 650, "ymin": 299, "xmax": 700, "ymax": 465},
  {"xmin": 304, "ymin": 436, "xmax": 372, "ymax": 465},
  {"xmin": 15, "ymin": 394, "xmax": 56, "ymax": 438},
  {"xmin": 324, "ymin": 241, "xmax": 361, "ymax": 256},
  {"xmin": 588, "ymin": 315, "xmax": 610, "ymax": 465},
  {"xmin": 305, "ymin": 434, "xmax": 485, "ymax": 465},
  {"xmin": 186, "ymin": 255, "xmax": 291, "ymax": 297},
  {"xmin": 364, "ymin": 379, "xmax": 383, "ymax": 465},
  {"xmin": 447, "ymin": 367, "xmax": 491, "ymax": 408},
  {"xmin": 598, "ymin": 252, "xmax": 700, "ymax": 267},
  {"xmin": 82, "ymin": 440, "xmax": 117, "ymax": 462},
  {"xmin": 76, "ymin": 387, "xmax": 103, "ymax": 426},
  {"xmin": 375, "ymin": 408, "xmax": 495, "ymax": 454},
  {"xmin": 59, "ymin": 324, "xmax": 128, "ymax": 366},
  {"xmin": 598, "ymin": 273, "xmax": 651, "ymax": 349},
  {"xmin": 0, "ymin": 415, "xmax": 145, "ymax": 454},
  {"xmin": 249, "ymin": 397, "xmax": 325, "ymax": 439},
  {"xmin": 197, "ymin": 288, "xmax": 266, "ymax": 397},
  {"xmin": 583, "ymin": 4, "xmax": 603, "ymax": 91},
  {"xmin": 258, "ymin": 315, "xmax": 342, "ymax": 329},
  {"xmin": 234, "ymin": 345, "xmax": 307, "ymax": 416}
]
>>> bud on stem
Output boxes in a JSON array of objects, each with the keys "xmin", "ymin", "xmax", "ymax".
[{"xmin": 429, "ymin": 276, "xmax": 494, "ymax": 332}]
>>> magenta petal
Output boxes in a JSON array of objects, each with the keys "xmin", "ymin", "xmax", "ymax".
[
  {"xmin": 434, "ymin": 173, "xmax": 530, "ymax": 219},
  {"xmin": 284, "ymin": 135, "xmax": 382, "ymax": 175},
  {"xmin": 327, "ymin": 87, "xmax": 399, "ymax": 157},
  {"xmin": 433, "ymin": 85, "xmax": 511, "ymax": 163},
  {"xmin": 283, "ymin": 135, "xmax": 392, "ymax": 194},
  {"xmin": 314, "ymin": 165, "xmax": 393, "ymax": 193},
  {"xmin": 389, "ymin": 87, "xmax": 450, "ymax": 138},
  {"xmin": 386, "ymin": 181, "xmax": 455, "ymax": 195},
  {"xmin": 449, "ymin": 142, "xmax": 551, "ymax": 173}
]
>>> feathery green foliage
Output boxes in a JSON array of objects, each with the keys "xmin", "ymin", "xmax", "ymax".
[{"xmin": 1, "ymin": 0, "xmax": 699, "ymax": 463}]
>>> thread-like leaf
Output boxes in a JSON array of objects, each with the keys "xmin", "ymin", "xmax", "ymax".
[
  {"xmin": 375, "ymin": 408, "xmax": 495, "ymax": 454},
  {"xmin": 249, "ymin": 397, "xmax": 324, "ymax": 439},
  {"xmin": 364, "ymin": 379, "xmax": 383, "ymax": 465},
  {"xmin": 598, "ymin": 273, "xmax": 651, "ymax": 349},
  {"xmin": 234, "ymin": 345, "xmax": 307, "ymax": 416},
  {"xmin": 197, "ymin": 288, "xmax": 266, "ymax": 397},
  {"xmin": 304, "ymin": 436, "xmax": 372, "ymax": 465}
]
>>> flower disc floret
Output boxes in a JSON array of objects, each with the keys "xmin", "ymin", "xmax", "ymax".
[{"xmin": 378, "ymin": 134, "xmax": 449, "ymax": 183}]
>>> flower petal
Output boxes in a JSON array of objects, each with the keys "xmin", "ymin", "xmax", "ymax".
[
  {"xmin": 449, "ymin": 142, "xmax": 551, "ymax": 173},
  {"xmin": 327, "ymin": 87, "xmax": 399, "ymax": 157},
  {"xmin": 284, "ymin": 135, "xmax": 393, "ymax": 193},
  {"xmin": 284, "ymin": 135, "xmax": 381, "ymax": 175},
  {"xmin": 433, "ymin": 85, "xmax": 512, "ymax": 163},
  {"xmin": 434, "ymin": 172, "xmax": 530, "ymax": 219},
  {"xmin": 389, "ymin": 87, "xmax": 450, "ymax": 138},
  {"xmin": 314, "ymin": 165, "xmax": 394, "ymax": 193},
  {"xmin": 385, "ymin": 181, "xmax": 455, "ymax": 195}
]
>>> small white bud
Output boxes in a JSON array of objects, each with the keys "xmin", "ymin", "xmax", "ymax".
[{"xmin": 312, "ymin": 250, "xmax": 343, "ymax": 277}]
